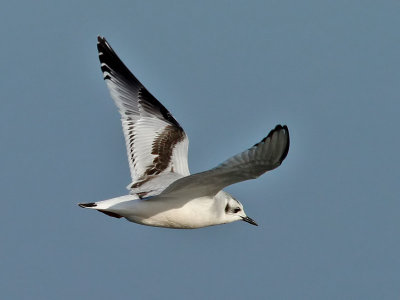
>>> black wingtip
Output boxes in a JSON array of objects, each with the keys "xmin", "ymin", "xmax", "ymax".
[
  {"xmin": 253, "ymin": 124, "xmax": 290, "ymax": 163},
  {"xmin": 254, "ymin": 124, "xmax": 288, "ymax": 146},
  {"xmin": 96, "ymin": 36, "xmax": 133, "ymax": 81},
  {"xmin": 78, "ymin": 202, "xmax": 97, "ymax": 208},
  {"xmin": 279, "ymin": 125, "xmax": 290, "ymax": 162},
  {"xmin": 97, "ymin": 36, "xmax": 113, "ymax": 55},
  {"xmin": 267, "ymin": 124, "xmax": 283, "ymax": 139},
  {"xmin": 97, "ymin": 35, "xmax": 105, "ymax": 44}
]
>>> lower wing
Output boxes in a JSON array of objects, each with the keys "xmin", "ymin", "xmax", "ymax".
[{"xmin": 159, "ymin": 125, "xmax": 290, "ymax": 199}]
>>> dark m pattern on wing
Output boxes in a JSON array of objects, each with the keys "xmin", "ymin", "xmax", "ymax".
[
  {"xmin": 129, "ymin": 125, "xmax": 185, "ymax": 188},
  {"xmin": 138, "ymin": 87, "xmax": 182, "ymax": 129},
  {"xmin": 97, "ymin": 36, "xmax": 188, "ymax": 190}
]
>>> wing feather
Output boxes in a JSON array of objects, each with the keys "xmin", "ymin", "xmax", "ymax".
[
  {"xmin": 97, "ymin": 36, "xmax": 190, "ymax": 192},
  {"xmin": 160, "ymin": 125, "xmax": 289, "ymax": 199}
]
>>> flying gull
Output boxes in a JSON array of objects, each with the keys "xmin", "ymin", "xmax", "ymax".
[{"xmin": 79, "ymin": 36, "xmax": 290, "ymax": 229}]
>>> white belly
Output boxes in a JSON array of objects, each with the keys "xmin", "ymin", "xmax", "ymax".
[{"xmin": 123, "ymin": 196, "xmax": 222, "ymax": 229}]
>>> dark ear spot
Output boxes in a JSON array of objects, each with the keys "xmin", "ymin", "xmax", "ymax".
[
  {"xmin": 225, "ymin": 204, "xmax": 230, "ymax": 213},
  {"xmin": 225, "ymin": 205, "xmax": 241, "ymax": 214}
]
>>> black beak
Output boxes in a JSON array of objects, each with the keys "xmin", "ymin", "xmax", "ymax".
[{"xmin": 242, "ymin": 216, "xmax": 258, "ymax": 226}]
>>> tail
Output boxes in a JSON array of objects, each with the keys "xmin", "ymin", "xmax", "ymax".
[
  {"xmin": 78, "ymin": 202, "xmax": 97, "ymax": 208},
  {"xmin": 78, "ymin": 202, "xmax": 123, "ymax": 219}
]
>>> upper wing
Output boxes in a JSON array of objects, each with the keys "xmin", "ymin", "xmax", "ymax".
[
  {"xmin": 97, "ymin": 36, "xmax": 190, "ymax": 190},
  {"xmin": 160, "ymin": 125, "xmax": 289, "ymax": 199}
]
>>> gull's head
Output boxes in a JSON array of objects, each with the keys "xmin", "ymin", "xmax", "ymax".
[{"xmin": 222, "ymin": 194, "xmax": 258, "ymax": 226}]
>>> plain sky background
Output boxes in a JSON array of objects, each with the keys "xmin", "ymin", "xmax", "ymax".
[{"xmin": 1, "ymin": 1, "xmax": 399, "ymax": 299}]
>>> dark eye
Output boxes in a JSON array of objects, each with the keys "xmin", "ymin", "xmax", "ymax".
[{"xmin": 233, "ymin": 208, "xmax": 241, "ymax": 213}]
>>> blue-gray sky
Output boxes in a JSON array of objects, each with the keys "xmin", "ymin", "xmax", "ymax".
[{"xmin": 1, "ymin": 1, "xmax": 399, "ymax": 299}]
